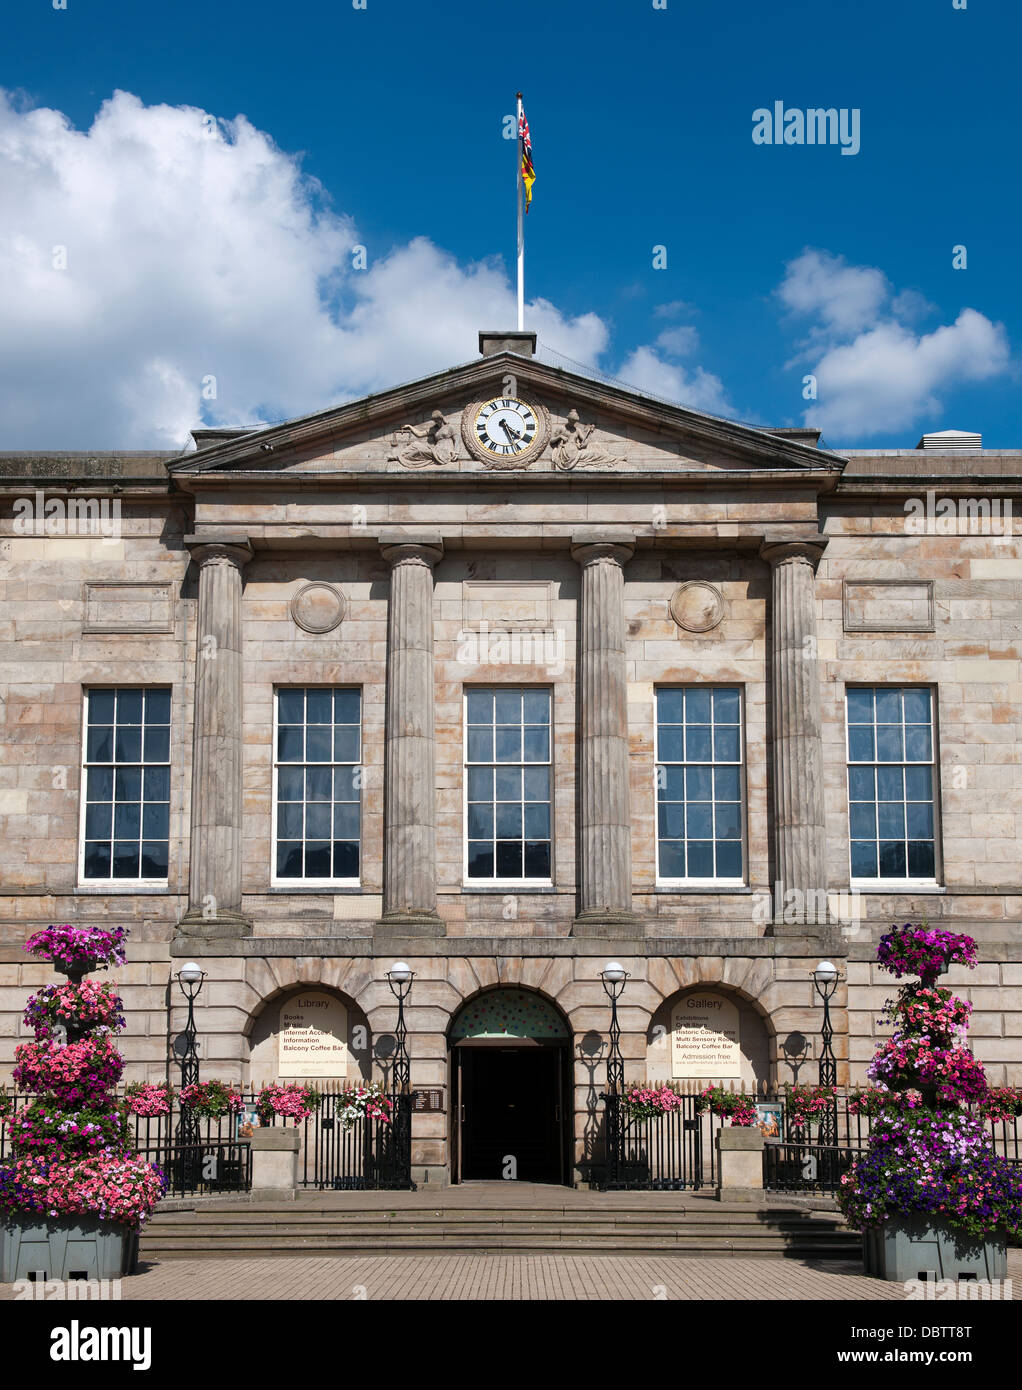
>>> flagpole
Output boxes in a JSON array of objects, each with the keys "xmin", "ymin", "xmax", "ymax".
[{"xmin": 516, "ymin": 90, "xmax": 524, "ymax": 332}]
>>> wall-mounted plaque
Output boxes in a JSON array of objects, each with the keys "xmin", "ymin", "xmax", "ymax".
[
  {"xmin": 412, "ymin": 1088, "xmax": 445, "ymax": 1113},
  {"xmin": 278, "ymin": 991, "xmax": 348, "ymax": 1078},
  {"xmin": 671, "ymin": 993, "xmax": 741, "ymax": 1078}
]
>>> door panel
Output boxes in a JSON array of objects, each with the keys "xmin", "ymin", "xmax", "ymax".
[{"xmin": 459, "ymin": 1047, "xmax": 564, "ymax": 1183}]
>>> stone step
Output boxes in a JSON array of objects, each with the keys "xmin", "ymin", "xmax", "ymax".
[
  {"xmin": 143, "ymin": 1223, "xmax": 849, "ymax": 1242},
  {"xmin": 142, "ymin": 1236, "xmax": 859, "ymax": 1259},
  {"xmin": 146, "ymin": 1208, "xmax": 845, "ymax": 1228}
]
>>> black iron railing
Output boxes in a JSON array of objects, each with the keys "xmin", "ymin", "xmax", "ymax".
[
  {"xmin": 601, "ymin": 1092, "xmax": 719, "ymax": 1191},
  {"xmin": 138, "ymin": 1138, "xmax": 254, "ymax": 1198},
  {"xmin": 294, "ymin": 1090, "xmax": 414, "ymax": 1190},
  {"xmin": 763, "ymin": 1141, "xmax": 858, "ymax": 1196},
  {"xmin": 598, "ymin": 1088, "xmax": 1022, "ymax": 1194}
]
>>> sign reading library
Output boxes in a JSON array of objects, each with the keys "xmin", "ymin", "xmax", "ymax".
[
  {"xmin": 278, "ymin": 991, "xmax": 348, "ymax": 1078},
  {"xmin": 671, "ymin": 993, "xmax": 741, "ymax": 1078}
]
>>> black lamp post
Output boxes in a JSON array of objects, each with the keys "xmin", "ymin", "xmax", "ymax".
[
  {"xmin": 600, "ymin": 961, "xmax": 628, "ymax": 1095},
  {"xmin": 600, "ymin": 961, "xmax": 629, "ymax": 1187},
  {"xmin": 174, "ymin": 961, "xmax": 206, "ymax": 1154},
  {"xmin": 811, "ymin": 960, "xmax": 840, "ymax": 1147},
  {"xmin": 386, "ymin": 962, "xmax": 415, "ymax": 1189}
]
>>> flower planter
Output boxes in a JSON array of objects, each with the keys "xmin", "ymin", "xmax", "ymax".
[
  {"xmin": 1, "ymin": 1214, "xmax": 138, "ymax": 1281},
  {"xmin": 862, "ymin": 1216, "xmax": 1007, "ymax": 1283}
]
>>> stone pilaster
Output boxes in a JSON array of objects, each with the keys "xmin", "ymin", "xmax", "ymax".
[
  {"xmin": 178, "ymin": 538, "xmax": 253, "ymax": 938},
  {"xmin": 570, "ymin": 537, "xmax": 637, "ymax": 933},
  {"xmin": 760, "ymin": 540, "xmax": 828, "ymax": 929},
  {"xmin": 377, "ymin": 538, "xmax": 445, "ymax": 938}
]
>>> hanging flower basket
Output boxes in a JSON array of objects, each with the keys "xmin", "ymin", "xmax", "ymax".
[
  {"xmin": 336, "ymin": 1082, "xmax": 392, "ymax": 1131},
  {"xmin": 24, "ymin": 924, "xmax": 128, "ymax": 974},
  {"xmin": 978, "ymin": 1087, "xmax": 1022, "ymax": 1124},
  {"xmin": 23, "ymin": 980, "xmax": 126, "ymax": 1043},
  {"xmin": 178, "ymin": 1080, "xmax": 244, "ymax": 1119},
  {"xmin": 847, "ymin": 1085, "xmax": 919, "ymax": 1118},
  {"xmin": 13, "ymin": 1037, "xmax": 123, "ymax": 1106},
  {"xmin": 875, "ymin": 924, "xmax": 977, "ymax": 985},
  {"xmin": 6, "ymin": 1095, "xmax": 130, "ymax": 1163},
  {"xmin": 694, "ymin": 1084, "xmax": 757, "ymax": 1127},
  {"xmin": 620, "ymin": 1084, "xmax": 684, "ymax": 1123},
  {"xmin": 124, "ymin": 1081, "xmax": 175, "ymax": 1118},
  {"xmin": 255, "ymin": 1083, "xmax": 322, "ymax": 1127},
  {"xmin": 783, "ymin": 1083, "xmax": 837, "ymax": 1132}
]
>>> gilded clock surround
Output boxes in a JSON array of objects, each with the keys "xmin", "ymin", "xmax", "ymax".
[{"xmin": 461, "ymin": 396, "xmax": 550, "ymax": 468}]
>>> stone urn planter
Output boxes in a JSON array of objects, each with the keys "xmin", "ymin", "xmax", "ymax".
[
  {"xmin": 1, "ymin": 1215, "xmax": 139, "ymax": 1282},
  {"xmin": 862, "ymin": 1217, "xmax": 1007, "ymax": 1283}
]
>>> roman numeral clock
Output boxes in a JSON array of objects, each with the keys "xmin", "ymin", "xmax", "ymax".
[{"xmin": 461, "ymin": 394, "xmax": 550, "ymax": 469}]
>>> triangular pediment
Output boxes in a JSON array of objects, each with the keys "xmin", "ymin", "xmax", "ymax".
[{"xmin": 167, "ymin": 353, "xmax": 846, "ymax": 480}]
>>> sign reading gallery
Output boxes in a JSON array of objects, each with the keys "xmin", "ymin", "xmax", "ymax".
[
  {"xmin": 278, "ymin": 991, "xmax": 348, "ymax": 1078},
  {"xmin": 671, "ymin": 993, "xmax": 741, "ymax": 1078}
]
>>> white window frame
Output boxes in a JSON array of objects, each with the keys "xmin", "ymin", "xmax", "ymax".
[
  {"xmin": 462, "ymin": 685, "xmax": 554, "ymax": 889},
  {"xmin": 654, "ymin": 684, "xmax": 747, "ymax": 888},
  {"xmin": 77, "ymin": 685, "xmax": 172, "ymax": 891},
  {"xmin": 271, "ymin": 686, "xmax": 362, "ymax": 889},
  {"xmin": 846, "ymin": 684, "xmax": 941, "ymax": 891}
]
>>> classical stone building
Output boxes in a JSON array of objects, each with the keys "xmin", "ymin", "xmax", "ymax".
[{"xmin": 1, "ymin": 330, "xmax": 1020, "ymax": 1186}]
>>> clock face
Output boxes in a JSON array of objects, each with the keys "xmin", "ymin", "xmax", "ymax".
[{"xmin": 472, "ymin": 397, "xmax": 540, "ymax": 460}]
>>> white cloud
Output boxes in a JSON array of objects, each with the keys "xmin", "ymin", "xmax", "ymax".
[
  {"xmin": 653, "ymin": 299, "xmax": 696, "ymax": 319},
  {"xmin": 779, "ymin": 249, "xmax": 889, "ymax": 337},
  {"xmin": 803, "ymin": 311, "xmax": 1010, "ymax": 438},
  {"xmin": 0, "ymin": 91, "xmax": 609, "ymax": 448},
  {"xmin": 617, "ymin": 346, "xmax": 734, "ymax": 417},
  {"xmin": 778, "ymin": 248, "xmax": 1011, "ymax": 439},
  {"xmin": 655, "ymin": 325, "xmax": 699, "ymax": 357}
]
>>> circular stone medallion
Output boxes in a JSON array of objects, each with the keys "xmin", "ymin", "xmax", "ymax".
[
  {"xmin": 669, "ymin": 581, "xmax": 724, "ymax": 633},
  {"xmin": 290, "ymin": 582, "xmax": 346, "ymax": 634}
]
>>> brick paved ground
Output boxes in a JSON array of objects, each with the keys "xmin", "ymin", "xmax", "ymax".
[{"xmin": 3, "ymin": 1249, "xmax": 1019, "ymax": 1300}]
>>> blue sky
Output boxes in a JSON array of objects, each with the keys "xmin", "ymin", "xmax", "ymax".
[{"xmin": 1, "ymin": 0, "xmax": 1019, "ymax": 448}]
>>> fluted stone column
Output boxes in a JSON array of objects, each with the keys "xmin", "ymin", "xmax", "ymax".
[
  {"xmin": 178, "ymin": 537, "xmax": 253, "ymax": 938},
  {"xmin": 760, "ymin": 540, "xmax": 828, "ymax": 927},
  {"xmin": 378, "ymin": 538, "xmax": 445, "ymax": 937},
  {"xmin": 571, "ymin": 537, "xmax": 637, "ymax": 932}
]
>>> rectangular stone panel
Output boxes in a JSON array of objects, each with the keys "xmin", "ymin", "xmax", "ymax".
[
  {"xmin": 83, "ymin": 581, "xmax": 174, "ymax": 634},
  {"xmin": 842, "ymin": 579, "xmax": 934, "ymax": 633},
  {"xmin": 462, "ymin": 580, "xmax": 553, "ymax": 628}
]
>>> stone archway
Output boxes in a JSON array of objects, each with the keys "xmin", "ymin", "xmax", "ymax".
[
  {"xmin": 246, "ymin": 985, "xmax": 372, "ymax": 1090},
  {"xmin": 448, "ymin": 987, "xmax": 573, "ymax": 1185},
  {"xmin": 645, "ymin": 984, "xmax": 774, "ymax": 1092}
]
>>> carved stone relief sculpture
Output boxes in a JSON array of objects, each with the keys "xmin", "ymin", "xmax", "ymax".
[
  {"xmin": 389, "ymin": 409, "xmax": 460, "ymax": 468},
  {"xmin": 549, "ymin": 408, "xmax": 624, "ymax": 470}
]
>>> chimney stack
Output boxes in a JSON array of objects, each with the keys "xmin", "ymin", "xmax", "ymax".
[{"xmin": 478, "ymin": 330, "xmax": 537, "ymax": 358}]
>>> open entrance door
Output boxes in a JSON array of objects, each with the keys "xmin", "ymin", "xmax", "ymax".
[{"xmin": 454, "ymin": 1044, "xmax": 568, "ymax": 1184}]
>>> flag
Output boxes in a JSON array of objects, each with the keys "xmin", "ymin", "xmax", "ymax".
[{"xmin": 519, "ymin": 107, "xmax": 535, "ymax": 213}]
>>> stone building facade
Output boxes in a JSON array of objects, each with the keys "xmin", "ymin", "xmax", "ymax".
[{"xmin": 1, "ymin": 331, "xmax": 1020, "ymax": 1186}]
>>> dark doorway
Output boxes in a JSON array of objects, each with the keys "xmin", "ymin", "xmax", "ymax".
[{"xmin": 456, "ymin": 1046, "xmax": 566, "ymax": 1183}]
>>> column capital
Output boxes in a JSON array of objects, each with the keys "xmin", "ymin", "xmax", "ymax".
[
  {"xmin": 184, "ymin": 535, "xmax": 254, "ymax": 570},
  {"xmin": 759, "ymin": 538, "xmax": 827, "ymax": 570},
  {"xmin": 570, "ymin": 536, "xmax": 635, "ymax": 567},
  {"xmin": 379, "ymin": 538, "xmax": 444, "ymax": 569}
]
